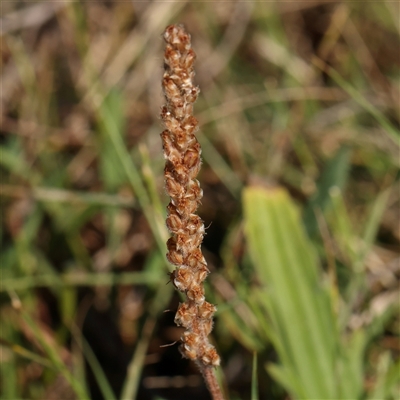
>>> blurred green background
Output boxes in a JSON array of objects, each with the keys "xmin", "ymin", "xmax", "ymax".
[{"xmin": 1, "ymin": 1, "xmax": 399, "ymax": 399}]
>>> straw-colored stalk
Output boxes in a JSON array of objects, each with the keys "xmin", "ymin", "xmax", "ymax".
[{"xmin": 160, "ymin": 24, "xmax": 224, "ymax": 400}]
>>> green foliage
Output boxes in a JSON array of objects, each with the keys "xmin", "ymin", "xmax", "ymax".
[
  {"xmin": 244, "ymin": 187, "xmax": 338, "ymax": 399},
  {"xmin": 304, "ymin": 145, "xmax": 352, "ymax": 237},
  {"xmin": 243, "ymin": 186, "xmax": 398, "ymax": 399}
]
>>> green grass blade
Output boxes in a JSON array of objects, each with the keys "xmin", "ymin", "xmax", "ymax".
[
  {"xmin": 313, "ymin": 57, "xmax": 400, "ymax": 144},
  {"xmin": 368, "ymin": 352, "xmax": 398, "ymax": 400},
  {"xmin": 81, "ymin": 336, "xmax": 117, "ymax": 400},
  {"xmin": 251, "ymin": 352, "xmax": 259, "ymax": 400},
  {"xmin": 359, "ymin": 186, "xmax": 392, "ymax": 266},
  {"xmin": 337, "ymin": 330, "xmax": 366, "ymax": 399},
  {"xmin": 96, "ymin": 91, "xmax": 168, "ymax": 256},
  {"xmin": 120, "ymin": 281, "xmax": 173, "ymax": 400},
  {"xmin": 0, "ymin": 338, "xmax": 53, "ymax": 369},
  {"xmin": 1, "ymin": 271, "xmax": 159, "ymax": 292},
  {"xmin": 21, "ymin": 311, "xmax": 89, "ymax": 399},
  {"xmin": 304, "ymin": 145, "xmax": 352, "ymax": 237}
]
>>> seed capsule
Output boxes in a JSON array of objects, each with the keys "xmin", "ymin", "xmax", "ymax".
[
  {"xmin": 202, "ymin": 346, "xmax": 220, "ymax": 366},
  {"xmin": 166, "ymin": 212, "xmax": 183, "ymax": 233},
  {"xmin": 187, "ymin": 284, "xmax": 205, "ymax": 304},
  {"xmin": 187, "ymin": 215, "xmax": 204, "ymax": 235},
  {"xmin": 166, "ymin": 237, "xmax": 183, "ymax": 265},
  {"xmin": 165, "ymin": 172, "xmax": 184, "ymax": 198},
  {"xmin": 198, "ymin": 301, "xmax": 216, "ymax": 319},
  {"xmin": 175, "ymin": 302, "xmax": 196, "ymax": 328},
  {"xmin": 180, "ymin": 343, "xmax": 197, "ymax": 360}
]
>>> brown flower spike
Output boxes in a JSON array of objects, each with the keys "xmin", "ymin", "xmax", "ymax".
[{"xmin": 161, "ymin": 25, "xmax": 224, "ymax": 399}]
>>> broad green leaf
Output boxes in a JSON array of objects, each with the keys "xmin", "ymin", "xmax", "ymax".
[{"xmin": 244, "ymin": 186, "xmax": 337, "ymax": 399}]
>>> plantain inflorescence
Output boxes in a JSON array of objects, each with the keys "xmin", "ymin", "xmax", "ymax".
[{"xmin": 160, "ymin": 24, "xmax": 220, "ymax": 370}]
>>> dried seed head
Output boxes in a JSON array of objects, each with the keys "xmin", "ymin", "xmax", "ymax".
[
  {"xmin": 161, "ymin": 131, "xmax": 181, "ymax": 165},
  {"xmin": 180, "ymin": 330, "xmax": 201, "ymax": 360},
  {"xmin": 187, "ymin": 284, "xmax": 205, "ymax": 304},
  {"xmin": 172, "ymin": 265, "xmax": 193, "ymax": 292},
  {"xmin": 181, "ymin": 116, "xmax": 198, "ymax": 136},
  {"xmin": 182, "ymin": 330, "xmax": 200, "ymax": 346},
  {"xmin": 172, "ymin": 198, "xmax": 198, "ymax": 218},
  {"xmin": 166, "ymin": 237, "xmax": 183, "ymax": 265},
  {"xmin": 183, "ymin": 48, "xmax": 196, "ymax": 70},
  {"xmin": 193, "ymin": 264, "xmax": 209, "ymax": 284},
  {"xmin": 185, "ymin": 248, "xmax": 207, "ymax": 269},
  {"xmin": 198, "ymin": 301, "xmax": 217, "ymax": 320},
  {"xmin": 180, "ymin": 343, "xmax": 197, "ymax": 360},
  {"xmin": 166, "ymin": 212, "xmax": 183, "ymax": 233},
  {"xmin": 202, "ymin": 319, "xmax": 214, "ymax": 336},
  {"xmin": 175, "ymin": 302, "xmax": 196, "ymax": 328},
  {"xmin": 187, "ymin": 215, "xmax": 205, "ymax": 235},
  {"xmin": 161, "ymin": 24, "xmax": 219, "ymax": 371},
  {"xmin": 202, "ymin": 346, "xmax": 220, "ymax": 367},
  {"xmin": 165, "ymin": 171, "xmax": 184, "ymax": 198},
  {"xmin": 184, "ymin": 143, "xmax": 201, "ymax": 170},
  {"xmin": 172, "ymin": 162, "xmax": 190, "ymax": 185}
]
